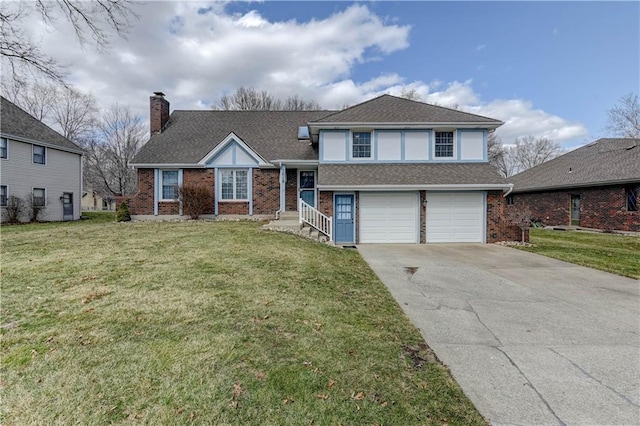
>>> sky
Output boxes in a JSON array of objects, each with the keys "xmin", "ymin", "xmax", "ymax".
[{"xmin": 11, "ymin": 1, "xmax": 640, "ymax": 148}]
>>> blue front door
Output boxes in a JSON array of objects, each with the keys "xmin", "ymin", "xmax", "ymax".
[{"xmin": 334, "ymin": 194, "xmax": 355, "ymax": 243}]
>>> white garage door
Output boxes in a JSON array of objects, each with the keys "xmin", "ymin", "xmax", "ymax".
[
  {"xmin": 360, "ymin": 192, "xmax": 419, "ymax": 243},
  {"xmin": 426, "ymin": 192, "xmax": 484, "ymax": 243}
]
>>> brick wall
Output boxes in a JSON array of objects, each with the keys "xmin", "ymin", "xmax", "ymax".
[
  {"xmin": 318, "ymin": 191, "xmax": 333, "ymax": 218},
  {"xmin": 487, "ymin": 191, "xmax": 528, "ymax": 243},
  {"xmin": 285, "ymin": 168, "xmax": 298, "ymax": 211},
  {"xmin": 118, "ymin": 168, "xmax": 154, "ymax": 215},
  {"xmin": 512, "ymin": 184, "xmax": 639, "ymax": 232},
  {"xmin": 253, "ymin": 168, "xmax": 280, "ymax": 214},
  {"xmin": 218, "ymin": 202, "xmax": 249, "ymax": 215}
]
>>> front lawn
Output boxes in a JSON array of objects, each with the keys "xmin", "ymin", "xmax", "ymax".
[
  {"xmin": 1, "ymin": 220, "xmax": 485, "ymax": 424},
  {"xmin": 516, "ymin": 228, "xmax": 640, "ymax": 279}
]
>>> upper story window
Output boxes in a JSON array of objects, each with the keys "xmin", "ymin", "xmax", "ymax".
[
  {"xmin": 161, "ymin": 170, "xmax": 179, "ymax": 200},
  {"xmin": 33, "ymin": 145, "xmax": 46, "ymax": 164},
  {"xmin": 434, "ymin": 131, "xmax": 454, "ymax": 158},
  {"xmin": 0, "ymin": 185, "xmax": 7, "ymax": 207},
  {"xmin": 220, "ymin": 169, "xmax": 248, "ymax": 200},
  {"xmin": 352, "ymin": 132, "xmax": 371, "ymax": 158},
  {"xmin": 0, "ymin": 138, "xmax": 7, "ymax": 159},
  {"xmin": 627, "ymin": 185, "xmax": 639, "ymax": 212}
]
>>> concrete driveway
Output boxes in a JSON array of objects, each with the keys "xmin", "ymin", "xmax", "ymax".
[{"xmin": 357, "ymin": 244, "xmax": 640, "ymax": 426}]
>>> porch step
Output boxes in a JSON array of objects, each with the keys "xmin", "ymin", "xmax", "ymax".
[
  {"xmin": 278, "ymin": 211, "xmax": 298, "ymax": 220},
  {"xmin": 262, "ymin": 219, "xmax": 331, "ymax": 244}
]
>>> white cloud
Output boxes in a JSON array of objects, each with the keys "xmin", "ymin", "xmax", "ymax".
[{"xmin": 9, "ymin": 2, "xmax": 587, "ymax": 146}]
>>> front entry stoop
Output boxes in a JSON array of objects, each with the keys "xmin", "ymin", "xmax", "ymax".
[{"xmin": 262, "ymin": 212, "xmax": 331, "ymax": 244}]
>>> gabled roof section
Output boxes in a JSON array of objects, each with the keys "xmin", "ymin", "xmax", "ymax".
[
  {"xmin": 510, "ymin": 138, "xmax": 640, "ymax": 193},
  {"xmin": 0, "ymin": 96, "xmax": 83, "ymax": 153},
  {"xmin": 198, "ymin": 132, "xmax": 268, "ymax": 166},
  {"xmin": 311, "ymin": 94, "xmax": 502, "ymax": 126},
  {"xmin": 132, "ymin": 110, "xmax": 334, "ymax": 165}
]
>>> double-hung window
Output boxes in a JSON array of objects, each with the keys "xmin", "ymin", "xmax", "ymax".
[
  {"xmin": 0, "ymin": 185, "xmax": 7, "ymax": 207},
  {"xmin": 33, "ymin": 188, "xmax": 46, "ymax": 206},
  {"xmin": 161, "ymin": 170, "xmax": 179, "ymax": 200},
  {"xmin": 352, "ymin": 132, "xmax": 371, "ymax": 158},
  {"xmin": 220, "ymin": 170, "xmax": 248, "ymax": 200},
  {"xmin": 0, "ymin": 138, "xmax": 7, "ymax": 159},
  {"xmin": 434, "ymin": 131, "xmax": 454, "ymax": 158},
  {"xmin": 627, "ymin": 185, "xmax": 639, "ymax": 212},
  {"xmin": 33, "ymin": 145, "xmax": 46, "ymax": 164}
]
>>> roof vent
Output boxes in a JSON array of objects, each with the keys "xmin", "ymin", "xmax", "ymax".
[{"xmin": 297, "ymin": 125, "xmax": 310, "ymax": 140}]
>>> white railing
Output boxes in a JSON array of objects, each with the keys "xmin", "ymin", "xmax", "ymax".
[{"xmin": 299, "ymin": 199, "xmax": 332, "ymax": 242}]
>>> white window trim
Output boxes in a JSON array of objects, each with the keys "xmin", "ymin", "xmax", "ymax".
[
  {"xmin": 32, "ymin": 144, "xmax": 46, "ymax": 165},
  {"xmin": 159, "ymin": 169, "xmax": 179, "ymax": 201},
  {"xmin": 32, "ymin": 187, "xmax": 47, "ymax": 206},
  {"xmin": 219, "ymin": 169, "xmax": 249, "ymax": 201},
  {"xmin": 0, "ymin": 137, "xmax": 7, "ymax": 160},
  {"xmin": 350, "ymin": 130, "xmax": 373, "ymax": 160},
  {"xmin": 432, "ymin": 130, "xmax": 457, "ymax": 161},
  {"xmin": 0, "ymin": 184, "xmax": 8, "ymax": 207}
]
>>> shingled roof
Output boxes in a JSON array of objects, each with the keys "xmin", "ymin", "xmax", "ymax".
[
  {"xmin": 132, "ymin": 110, "xmax": 333, "ymax": 164},
  {"xmin": 318, "ymin": 163, "xmax": 508, "ymax": 187},
  {"xmin": 0, "ymin": 96, "xmax": 82, "ymax": 153},
  {"xmin": 510, "ymin": 138, "xmax": 640, "ymax": 193},
  {"xmin": 311, "ymin": 94, "xmax": 503, "ymax": 125}
]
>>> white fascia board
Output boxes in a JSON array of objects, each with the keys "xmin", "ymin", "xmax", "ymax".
[
  {"xmin": 129, "ymin": 162, "xmax": 278, "ymax": 169},
  {"xmin": 129, "ymin": 163, "xmax": 205, "ymax": 169},
  {"xmin": 1, "ymin": 132, "xmax": 84, "ymax": 155},
  {"xmin": 309, "ymin": 122, "xmax": 503, "ymax": 129},
  {"xmin": 197, "ymin": 132, "xmax": 269, "ymax": 166},
  {"xmin": 273, "ymin": 159, "xmax": 319, "ymax": 167},
  {"xmin": 317, "ymin": 184, "xmax": 512, "ymax": 191}
]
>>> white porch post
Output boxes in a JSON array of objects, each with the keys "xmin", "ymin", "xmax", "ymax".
[{"xmin": 279, "ymin": 164, "xmax": 286, "ymax": 212}]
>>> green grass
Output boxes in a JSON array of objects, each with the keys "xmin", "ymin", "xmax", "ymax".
[
  {"xmin": 1, "ymin": 220, "xmax": 485, "ymax": 425},
  {"xmin": 515, "ymin": 228, "xmax": 640, "ymax": 279}
]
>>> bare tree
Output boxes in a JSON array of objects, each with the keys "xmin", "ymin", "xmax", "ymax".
[
  {"xmin": 215, "ymin": 87, "xmax": 322, "ymax": 111},
  {"xmin": 85, "ymin": 104, "xmax": 145, "ymax": 196},
  {"xmin": 2, "ymin": 79, "xmax": 98, "ymax": 142},
  {"xmin": 399, "ymin": 87, "xmax": 422, "ymax": 101},
  {"xmin": 1, "ymin": 0, "xmax": 137, "ymax": 84},
  {"xmin": 282, "ymin": 94, "xmax": 321, "ymax": 110},
  {"xmin": 606, "ymin": 92, "xmax": 640, "ymax": 138},
  {"xmin": 513, "ymin": 135, "xmax": 562, "ymax": 171},
  {"xmin": 51, "ymin": 86, "xmax": 98, "ymax": 142}
]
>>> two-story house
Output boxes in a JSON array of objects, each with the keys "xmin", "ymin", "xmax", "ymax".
[
  {"xmin": 126, "ymin": 92, "xmax": 519, "ymax": 243},
  {"xmin": 1, "ymin": 96, "xmax": 83, "ymax": 222}
]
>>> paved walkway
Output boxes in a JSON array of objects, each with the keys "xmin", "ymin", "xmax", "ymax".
[{"xmin": 358, "ymin": 244, "xmax": 640, "ymax": 426}]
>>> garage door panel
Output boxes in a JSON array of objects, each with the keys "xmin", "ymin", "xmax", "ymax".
[
  {"xmin": 360, "ymin": 192, "xmax": 418, "ymax": 243},
  {"xmin": 426, "ymin": 192, "xmax": 484, "ymax": 243}
]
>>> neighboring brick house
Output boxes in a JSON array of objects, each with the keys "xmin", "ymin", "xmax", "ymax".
[
  {"xmin": 126, "ymin": 92, "xmax": 521, "ymax": 243},
  {"xmin": 1, "ymin": 96, "xmax": 83, "ymax": 222},
  {"xmin": 508, "ymin": 138, "xmax": 640, "ymax": 232}
]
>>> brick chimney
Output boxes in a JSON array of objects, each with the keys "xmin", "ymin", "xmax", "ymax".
[{"xmin": 150, "ymin": 92, "xmax": 170, "ymax": 135}]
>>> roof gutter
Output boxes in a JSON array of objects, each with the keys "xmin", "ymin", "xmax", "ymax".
[
  {"xmin": 309, "ymin": 121, "xmax": 504, "ymax": 128},
  {"xmin": 504, "ymin": 183, "xmax": 514, "ymax": 197},
  {"xmin": 511, "ymin": 178, "xmax": 640, "ymax": 194},
  {"xmin": 1, "ymin": 132, "xmax": 85, "ymax": 155},
  {"xmin": 317, "ymin": 183, "xmax": 512, "ymax": 191}
]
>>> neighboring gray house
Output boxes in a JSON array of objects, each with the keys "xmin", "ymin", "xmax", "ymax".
[
  {"xmin": 1, "ymin": 96, "xmax": 83, "ymax": 222},
  {"xmin": 125, "ymin": 93, "xmax": 521, "ymax": 243}
]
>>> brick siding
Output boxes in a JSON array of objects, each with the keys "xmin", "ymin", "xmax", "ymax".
[
  {"xmin": 253, "ymin": 168, "xmax": 280, "ymax": 214},
  {"xmin": 487, "ymin": 191, "xmax": 527, "ymax": 242},
  {"xmin": 512, "ymin": 184, "xmax": 639, "ymax": 232},
  {"xmin": 218, "ymin": 201, "xmax": 249, "ymax": 215},
  {"xmin": 285, "ymin": 168, "xmax": 298, "ymax": 211},
  {"xmin": 117, "ymin": 168, "xmax": 154, "ymax": 215}
]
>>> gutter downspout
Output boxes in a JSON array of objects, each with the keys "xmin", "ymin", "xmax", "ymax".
[{"xmin": 503, "ymin": 183, "xmax": 514, "ymax": 197}]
